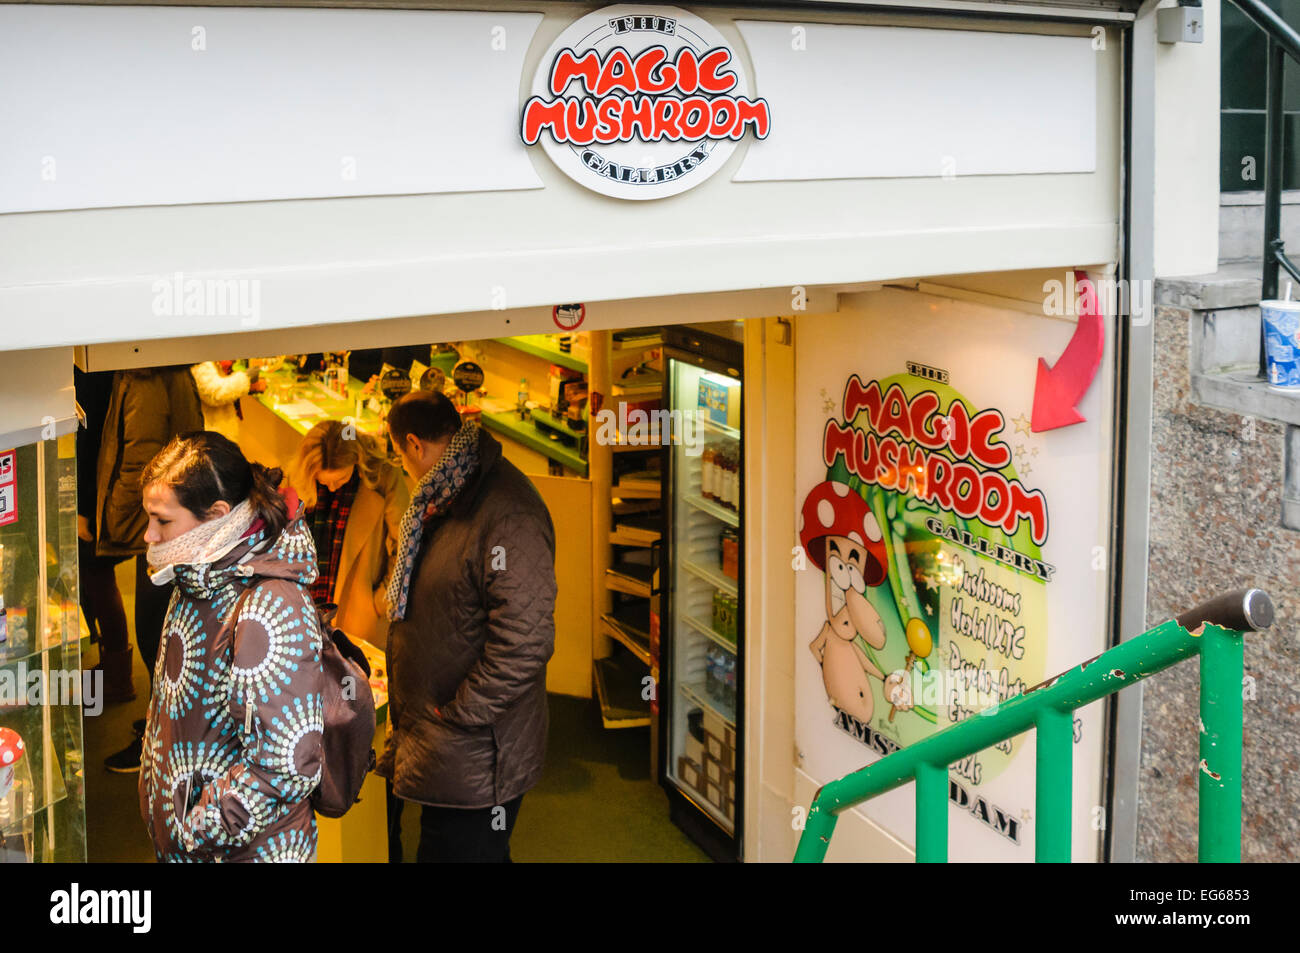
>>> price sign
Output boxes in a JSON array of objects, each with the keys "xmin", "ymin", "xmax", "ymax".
[{"xmin": 0, "ymin": 450, "xmax": 15, "ymax": 527}]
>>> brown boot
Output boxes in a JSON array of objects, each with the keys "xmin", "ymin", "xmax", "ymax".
[{"xmin": 97, "ymin": 647, "xmax": 136, "ymax": 704}]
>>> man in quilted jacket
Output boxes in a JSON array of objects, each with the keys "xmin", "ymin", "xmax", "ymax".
[{"xmin": 378, "ymin": 390, "xmax": 556, "ymax": 863}]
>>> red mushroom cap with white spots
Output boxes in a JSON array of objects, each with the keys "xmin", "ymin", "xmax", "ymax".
[
  {"xmin": 798, "ymin": 480, "xmax": 889, "ymax": 586},
  {"xmin": 0, "ymin": 727, "xmax": 24, "ymax": 768}
]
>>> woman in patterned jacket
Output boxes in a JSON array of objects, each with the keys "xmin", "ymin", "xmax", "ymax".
[{"xmin": 136, "ymin": 431, "xmax": 325, "ymax": 863}]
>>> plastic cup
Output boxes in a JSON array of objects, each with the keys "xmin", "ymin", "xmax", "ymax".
[{"xmin": 1260, "ymin": 299, "xmax": 1300, "ymax": 391}]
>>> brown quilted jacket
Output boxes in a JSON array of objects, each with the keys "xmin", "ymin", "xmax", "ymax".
[{"xmin": 377, "ymin": 429, "xmax": 556, "ymax": 808}]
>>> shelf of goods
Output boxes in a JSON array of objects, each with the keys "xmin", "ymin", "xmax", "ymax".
[
  {"xmin": 0, "ymin": 621, "xmax": 82, "ymax": 822},
  {"xmin": 700, "ymin": 417, "xmax": 740, "ymax": 441},
  {"xmin": 491, "ymin": 335, "xmax": 587, "ymax": 373},
  {"xmin": 479, "ymin": 409, "xmax": 588, "ymax": 477},
  {"xmin": 667, "ymin": 393, "xmax": 741, "ymax": 831},
  {"xmin": 684, "ymin": 492, "xmax": 738, "ymax": 527}
]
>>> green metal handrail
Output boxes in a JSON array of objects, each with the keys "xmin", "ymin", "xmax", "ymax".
[{"xmin": 794, "ymin": 589, "xmax": 1274, "ymax": 863}]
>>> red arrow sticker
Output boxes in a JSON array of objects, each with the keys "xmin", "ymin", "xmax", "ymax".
[{"xmin": 1031, "ymin": 270, "xmax": 1104, "ymax": 433}]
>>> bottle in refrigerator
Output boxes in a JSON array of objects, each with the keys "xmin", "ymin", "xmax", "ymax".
[
  {"xmin": 720, "ymin": 528, "xmax": 739, "ymax": 581},
  {"xmin": 723, "ymin": 650, "xmax": 736, "ymax": 711},
  {"xmin": 705, "ymin": 645, "xmax": 723, "ymax": 704},
  {"xmin": 733, "ymin": 451, "xmax": 741, "ymax": 509},
  {"xmin": 701, "ymin": 445, "xmax": 715, "ymax": 500},
  {"xmin": 722, "ymin": 449, "xmax": 733, "ymax": 509}
]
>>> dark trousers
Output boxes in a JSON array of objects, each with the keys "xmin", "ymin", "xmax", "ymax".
[
  {"xmin": 134, "ymin": 554, "xmax": 173, "ymax": 680},
  {"xmin": 77, "ymin": 538, "xmax": 129, "ymax": 653},
  {"xmin": 386, "ymin": 782, "xmax": 523, "ymax": 863}
]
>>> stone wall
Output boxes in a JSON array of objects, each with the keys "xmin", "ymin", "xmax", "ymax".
[{"xmin": 1140, "ymin": 297, "xmax": 1300, "ymax": 862}]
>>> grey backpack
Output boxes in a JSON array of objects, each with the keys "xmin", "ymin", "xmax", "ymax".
[{"xmin": 311, "ymin": 603, "xmax": 378, "ymax": 818}]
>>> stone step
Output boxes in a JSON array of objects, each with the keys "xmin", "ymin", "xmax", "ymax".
[
  {"xmin": 1220, "ymin": 191, "xmax": 1300, "ymax": 265},
  {"xmin": 1156, "ymin": 261, "xmax": 1262, "ymax": 312}
]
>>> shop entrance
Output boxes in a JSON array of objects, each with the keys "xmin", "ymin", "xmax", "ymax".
[{"xmin": 73, "ymin": 309, "xmax": 766, "ymax": 863}]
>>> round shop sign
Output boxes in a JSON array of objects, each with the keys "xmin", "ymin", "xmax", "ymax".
[
  {"xmin": 520, "ymin": 5, "xmax": 770, "ymax": 201},
  {"xmin": 452, "ymin": 361, "xmax": 486, "ymax": 394}
]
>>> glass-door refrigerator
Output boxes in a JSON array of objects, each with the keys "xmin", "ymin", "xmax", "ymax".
[{"xmin": 657, "ymin": 325, "xmax": 743, "ymax": 862}]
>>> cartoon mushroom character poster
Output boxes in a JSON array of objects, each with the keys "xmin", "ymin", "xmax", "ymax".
[{"xmin": 800, "ymin": 481, "xmax": 914, "ymax": 723}]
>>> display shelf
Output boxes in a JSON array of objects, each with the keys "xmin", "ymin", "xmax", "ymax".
[
  {"xmin": 492, "ymin": 335, "xmax": 588, "ymax": 373},
  {"xmin": 684, "ymin": 493, "xmax": 739, "ymax": 527},
  {"xmin": 679, "ymin": 680, "xmax": 736, "ymax": 728},
  {"xmin": 600, "ymin": 613, "xmax": 651, "ymax": 667},
  {"xmin": 681, "ymin": 614, "xmax": 736, "ymax": 653},
  {"xmin": 611, "ymin": 331, "xmax": 664, "ymax": 351},
  {"xmin": 0, "ymin": 704, "xmax": 70, "ymax": 819},
  {"xmin": 682, "ymin": 557, "xmax": 738, "ymax": 598},
  {"xmin": 0, "ymin": 640, "xmax": 77, "ymax": 671},
  {"xmin": 610, "ymin": 513, "xmax": 660, "ymax": 547},
  {"xmin": 0, "ymin": 436, "xmax": 87, "ymax": 863},
  {"xmin": 594, "ymin": 654, "xmax": 652, "ymax": 729},
  {"xmin": 609, "ymin": 528, "xmax": 655, "ymax": 548},
  {"xmin": 527, "ymin": 406, "xmax": 585, "ymax": 442},
  {"xmin": 480, "ymin": 410, "xmax": 588, "ymax": 476},
  {"xmin": 611, "ymin": 437, "xmax": 664, "ymax": 453},
  {"xmin": 605, "ymin": 567, "xmax": 652, "ymax": 598},
  {"xmin": 700, "ymin": 417, "xmax": 740, "ymax": 441},
  {"xmin": 611, "ymin": 483, "xmax": 660, "ymax": 499}
]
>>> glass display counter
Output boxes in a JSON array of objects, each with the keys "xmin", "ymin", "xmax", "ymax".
[{"xmin": 0, "ymin": 434, "xmax": 87, "ymax": 863}]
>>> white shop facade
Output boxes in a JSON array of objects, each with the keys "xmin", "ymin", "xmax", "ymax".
[{"xmin": 0, "ymin": 0, "xmax": 1208, "ymax": 862}]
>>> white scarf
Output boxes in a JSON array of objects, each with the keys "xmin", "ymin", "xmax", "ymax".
[{"xmin": 147, "ymin": 499, "xmax": 256, "ymax": 586}]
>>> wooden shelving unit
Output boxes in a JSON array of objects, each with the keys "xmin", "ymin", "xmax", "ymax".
[{"xmin": 593, "ymin": 330, "xmax": 666, "ymax": 731}]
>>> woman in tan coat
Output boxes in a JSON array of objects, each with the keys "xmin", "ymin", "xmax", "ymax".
[{"xmin": 289, "ymin": 420, "xmax": 409, "ymax": 647}]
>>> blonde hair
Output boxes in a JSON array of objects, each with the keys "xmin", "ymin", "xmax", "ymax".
[{"xmin": 290, "ymin": 420, "xmax": 394, "ymax": 508}]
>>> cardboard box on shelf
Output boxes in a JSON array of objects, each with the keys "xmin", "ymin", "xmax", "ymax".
[
  {"xmin": 705, "ymin": 778, "xmax": 726, "ymax": 811},
  {"xmin": 685, "ymin": 733, "xmax": 705, "ymax": 766},
  {"xmin": 704, "ymin": 752, "xmax": 723, "ymax": 785},
  {"xmin": 704, "ymin": 731, "xmax": 730, "ymax": 766},
  {"xmin": 677, "ymin": 755, "xmax": 702, "ymax": 792}
]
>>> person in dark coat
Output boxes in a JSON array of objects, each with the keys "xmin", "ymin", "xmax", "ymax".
[
  {"xmin": 377, "ymin": 390, "xmax": 556, "ymax": 863},
  {"xmin": 74, "ymin": 367, "xmax": 133, "ymax": 703},
  {"xmin": 95, "ymin": 366, "xmax": 205, "ymax": 772}
]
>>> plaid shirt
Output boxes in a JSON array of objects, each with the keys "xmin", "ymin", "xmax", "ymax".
[{"xmin": 307, "ymin": 470, "xmax": 359, "ymax": 605}]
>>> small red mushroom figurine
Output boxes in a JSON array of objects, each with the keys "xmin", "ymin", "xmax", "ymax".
[
  {"xmin": 0, "ymin": 727, "xmax": 24, "ymax": 801},
  {"xmin": 800, "ymin": 481, "xmax": 912, "ymax": 723}
]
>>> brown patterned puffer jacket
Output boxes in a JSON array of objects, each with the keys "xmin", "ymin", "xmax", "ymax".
[{"xmin": 138, "ymin": 510, "xmax": 325, "ymax": 862}]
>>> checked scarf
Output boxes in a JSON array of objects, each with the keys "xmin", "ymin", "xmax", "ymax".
[
  {"xmin": 385, "ymin": 420, "xmax": 481, "ymax": 621},
  {"xmin": 307, "ymin": 469, "xmax": 359, "ymax": 604}
]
